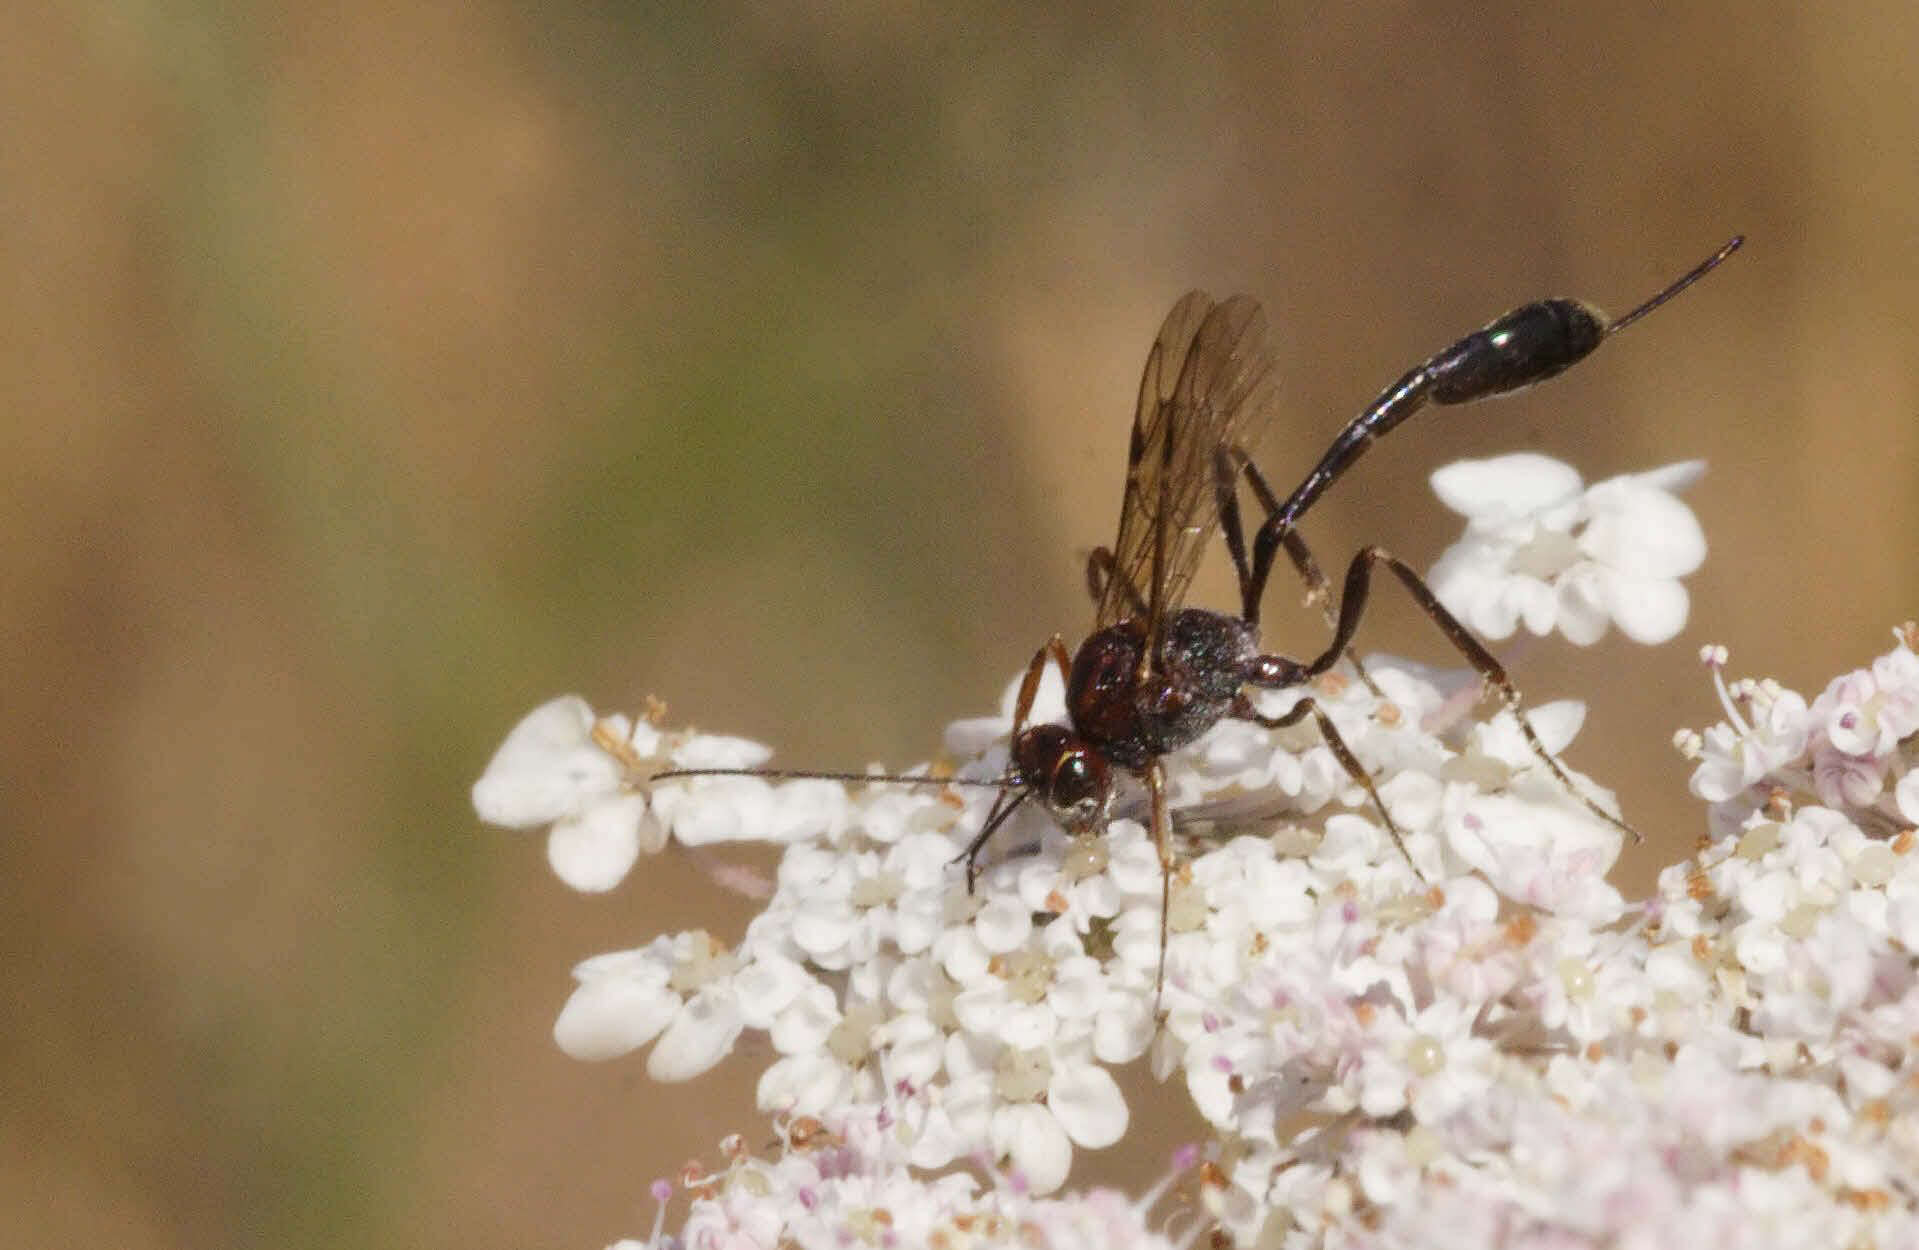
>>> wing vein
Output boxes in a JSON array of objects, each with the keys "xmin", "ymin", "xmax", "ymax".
[{"xmin": 1096, "ymin": 293, "xmax": 1282, "ymax": 659}]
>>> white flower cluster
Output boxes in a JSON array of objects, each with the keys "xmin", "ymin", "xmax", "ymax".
[
  {"xmin": 1427, "ymin": 454, "xmax": 1706, "ymax": 645},
  {"xmin": 471, "ymin": 459, "xmax": 1919, "ymax": 1248},
  {"xmin": 607, "ymin": 1107, "xmax": 1190, "ymax": 1250},
  {"xmin": 472, "ymin": 694, "xmax": 846, "ymax": 895},
  {"xmin": 474, "ymin": 651, "xmax": 1638, "ymax": 1179},
  {"xmin": 1680, "ymin": 628, "xmax": 1919, "ymax": 840}
]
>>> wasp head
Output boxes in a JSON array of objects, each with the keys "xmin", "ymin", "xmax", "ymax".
[{"xmin": 1011, "ymin": 723, "xmax": 1113, "ymax": 834}]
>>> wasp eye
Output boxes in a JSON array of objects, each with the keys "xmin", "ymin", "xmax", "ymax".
[{"xmin": 1048, "ymin": 750, "xmax": 1109, "ymax": 832}]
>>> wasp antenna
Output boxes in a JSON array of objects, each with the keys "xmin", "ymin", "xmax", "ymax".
[
  {"xmin": 649, "ymin": 766, "xmax": 1008, "ymax": 790},
  {"xmin": 1609, "ymin": 234, "xmax": 1744, "ymax": 334}
]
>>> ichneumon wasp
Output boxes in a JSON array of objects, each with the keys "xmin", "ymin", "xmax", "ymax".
[{"xmin": 654, "ymin": 235, "xmax": 1743, "ymax": 996}]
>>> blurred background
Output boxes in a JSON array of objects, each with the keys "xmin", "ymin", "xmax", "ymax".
[{"xmin": 7, "ymin": 3, "xmax": 1917, "ymax": 1246}]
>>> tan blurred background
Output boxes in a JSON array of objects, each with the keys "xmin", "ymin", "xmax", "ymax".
[{"xmin": 7, "ymin": 2, "xmax": 1917, "ymax": 1246}]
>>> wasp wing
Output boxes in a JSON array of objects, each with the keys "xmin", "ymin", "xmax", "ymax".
[{"xmin": 1096, "ymin": 293, "xmax": 1282, "ymax": 665}]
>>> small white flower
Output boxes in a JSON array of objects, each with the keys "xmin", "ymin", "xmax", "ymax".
[
  {"xmin": 1810, "ymin": 739, "xmax": 1884, "ymax": 809},
  {"xmin": 766, "ymin": 832, "xmax": 955, "ymax": 971},
  {"xmin": 472, "ymin": 696, "xmax": 663, "ymax": 891},
  {"xmin": 654, "ymin": 1101, "xmax": 1185, "ymax": 1250},
  {"xmin": 1428, "ymin": 453, "xmax": 1706, "ymax": 645},
  {"xmin": 1444, "ymin": 790, "xmax": 1625, "ymax": 924},
  {"xmin": 471, "ymin": 696, "xmax": 624, "ymax": 827},
  {"xmin": 1690, "ymin": 688, "xmax": 1810, "ymax": 803},
  {"xmin": 552, "ymin": 932, "xmax": 821, "ymax": 1082},
  {"xmin": 1896, "ymin": 769, "xmax": 1919, "ymax": 826},
  {"xmin": 549, "ymin": 939, "xmax": 682, "ymax": 1062},
  {"xmin": 1413, "ymin": 876, "xmax": 1523, "ymax": 1005}
]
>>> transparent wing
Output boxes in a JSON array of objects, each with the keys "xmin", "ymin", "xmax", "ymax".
[{"xmin": 1096, "ymin": 292, "xmax": 1281, "ymax": 655}]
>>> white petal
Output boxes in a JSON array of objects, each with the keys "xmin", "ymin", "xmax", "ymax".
[
  {"xmin": 943, "ymin": 715, "xmax": 1010, "ymax": 758},
  {"xmin": 1553, "ymin": 569, "xmax": 1612, "ymax": 645},
  {"xmin": 1184, "ymin": 1046, "xmax": 1236, "ymax": 1126},
  {"xmin": 1467, "ymin": 585, "xmax": 1524, "ymax": 640},
  {"xmin": 944, "ymin": 1029, "xmax": 995, "ymax": 1084},
  {"xmin": 552, "ymin": 965, "xmax": 678, "ymax": 1061},
  {"xmin": 762, "ymin": 779, "xmax": 853, "ymax": 843},
  {"xmin": 1631, "ymin": 459, "xmax": 1706, "ymax": 492},
  {"xmin": 1314, "ymin": 812, "xmax": 1386, "ymax": 874},
  {"xmin": 1896, "ymin": 770, "xmax": 1919, "ymax": 825},
  {"xmin": 1048, "ymin": 957, "xmax": 1105, "ymax": 1020},
  {"xmin": 1521, "ymin": 700, "xmax": 1587, "ymax": 757},
  {"xmin": 912, "ymin": 1076, "xmax": 989, "ymax": 1168},
  {"xmin": 624, "ymin": 716, "xmax": 662, "ymax": 759},
  {"xmin": 1093, "ymin": 997, "xmax": 1155, "ymax": 1063},
  {"xmin": 1430, "ymin": 554, "xmax": 1522, "ymax": 639},
  {"xmin": 734, "ymin": 954, "xmax": 811, "ymax": 1030},
  {"xmin": 1644, "ymin": 942, "xmax": 1708, "ymax": 996},
  {"xmin": 1514, "ymin": 578, "xmax": 1560, "ymax": 637},
  {"xmin": 1734, "ymin": 922, "xmax": 1787, "ymax": 975},
  {"xmin": 951, "ymin": 985, "xmax": 1009, "ymax": 1037},
  {"xmin": 656, "ymin": 777, "xmax": 777, "ymax": 844},
  {"xmin": 767, "ymin": 982, "xmax": 839, "ymax": 1052},
  {"xmin": 756, "ymin": 1052, "xmax": 849, "ymax": 1116},
  {"xmin": 879, "ymin": 1012, "xmax": 945, "ymax": 1085},
  {"xmin": 1581, "ymin": 483, "xmax": 1706, "ymax": 577},
  {"xmin": 1888, "ymin": 895, "xmax": 1919, "ymax": 950},
  {"xmin": 669, "ymin": 734, "xmax": 773, "ymax": 769},
  {"xmin": 545, "ymin": 794, "xmax": 649, "ymax": 892},
  {"xmin": 904, "ymin": 1106, "xmax": 969, "ymax": 1170},
  {"xmin": 892, "ymin": 893, "xmax": 946, "ymax": 954},
  {"xmin": 851, "ymin": 784, "xmax": 931, "ymax": 845},
  {"xmin": 472, "ymin": 696, "xmax": 621, "ymax": 827},
  {"xmin": 646, "ymin": 988, "xmax": 744, "ymax": 1081},
  {"xmin": 1103, "ymin": 826, "xmax": 1163, "ymax": 894},
  {"xmin": 974, "ymin": 895, "xmax": 1033, "ymax": 953},
  {"xmin": 938, "ymin": 928, "xmax": 992, "ymax": 983},
  {"xmin": 845, "ymin": 960, "xmax": 888, "ymax": 1005},
  {"xmin": 1379, "ymin": 769, "xmax": 1443, "ymax": 831},
  {"xmin": 1047, "ymin": 1063, "xmax": 1128, "ymax": 1148},
  {"xmin": 998, "ymin": 1002, "xmax": 1058, "ymax": 1049},
  {"xmin": 1430, "ymin": 454, "xmax": 1581, "ymax": 524},
  {"xmin": 991, "ymin": 1103, "xmax": 1073, "ymax": 1193},
  {"xmin": 894, "ymin": 831, "xmax": 962, "ymax": 886},
  {"xmin": 997, "ymin": 665, "xmax": 1068, "ymax": 726},
  {"xmin": 1446, "ymin": 792, "xmax": 1624, "ymax": 919},
  {"xmin": 1605, "ymin": 577, "xmax": 1690, "ymax": 645},
  {"xmin": 791, "ymin": 907, "xmax": 857, "ymax": 962},
  {"xmin": 1357, "ymin": 1065, "xmax": 1409, "ymax": 1119},
  {"xmin": 1739, "ymin": 870, "xmax": 1791, "ymax": 922},
  {"xmin": 1425, "ymin": 540, "xmax": 1480, "ymax": 595}
]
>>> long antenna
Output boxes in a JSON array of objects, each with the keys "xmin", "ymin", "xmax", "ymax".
[
  {"xmin": 1610, "ymin": 234, "xmax": 1744, "ymax": 334},
  {"xmin": 650, "ymin": 766, "xmax": 1010, "ymax": 790}
]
